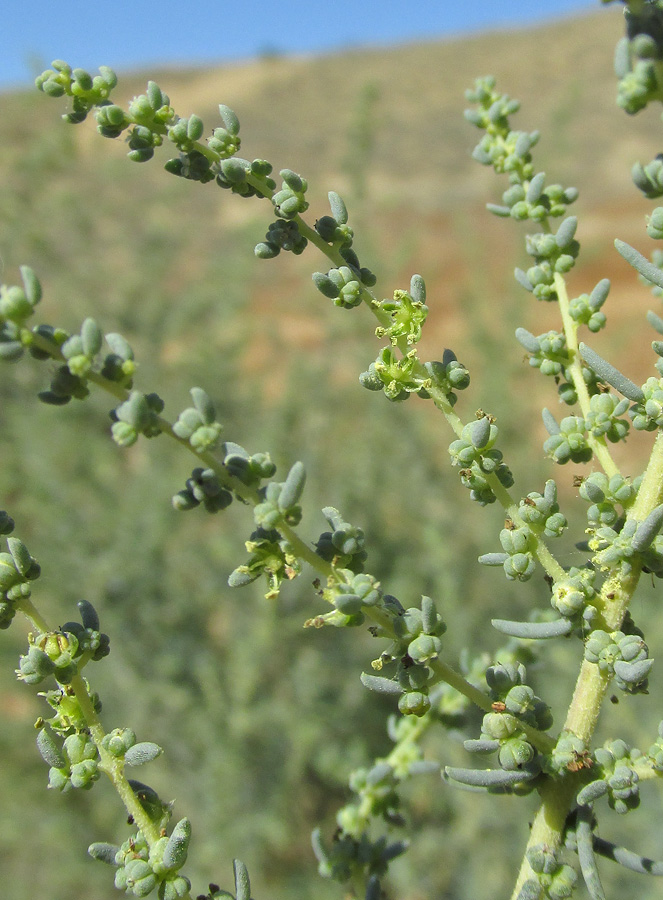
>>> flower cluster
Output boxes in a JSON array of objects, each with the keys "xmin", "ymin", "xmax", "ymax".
[
  {"xmin": 630, "ymin": 375, "xmax": 663, "ymax": 429},
  {"xmin": 547, "ymin": 730, "xmax": 592, "ymax": 777},
  {"xmin": 542, "ymin": 412, "xmax": 592, "ymax": 465},
  {"xmin": 311, "ymin": 196, "xmax": 376, "ymax": 304},
  {"xmin": 517, "ymin": 480, "xmax": 568, "ymax": 538},
  {"xmin": 172, "ymin": 467, "xmax": 233, "ymax": 514},
  {"xmin": 515, "ymin": 328, "xmax": 571, "ymax": 378},
  {"xmin": 588, "ymin": 502, "xmax": 663, "ymax": 577},
  {"xmin": 567, "ymin": 279, "xmax": 609, "ymax": 333},
  {"xmin": 90, "ymin": 821, "xmax": 192, "ymax": 899},
  {"xmin": 314, "ymin": 506, "xmax": 367, "ymax": 571},
  {"xmin": 584, "ymin": 627, "xmax": 653, "ymax": 693},
  {"xmin": 447, "ymin": 415, "xmax": 514, "ymax": 505},
  {"xmin": 613, "ymin": 4, "xmax": 663, "ymax": 116},
  {"xmin": 229, "ymin": 529, "xmax": 302, "ymax": 600},
  {"xmin": 39, "ymin": 728, "xmax": 101, "ymax": 791},
  {"xmin": 539, "ymin": 389, "xmax": 632, "ymax": 462},
  {"xmin": 577, "ymin": 739, "xmax": 646, "ymax": 815},
  {"xmin": 374, "ymin": 285, "xmax": 428, "ymax": 346},
  {"xmin": 110, "ymin": 392, "xmax": 165, "ymax": 446},
  {"xmin": 579, "ymin": 472, "xmax": 639, "ymax": 530},
  {"xmin": 477, "ymin": 483, "xmax": 568, "ymax": 591},
  {"xmin": 35, "ymin": 61, "xmax": 118, "ymax": 123},
  {"xmin": 18, "ymin": 599, "xmax": 109, "ymax": 685},
  {"xmin": 477, "ymin": 662, "xmax": 551, "ymax": 768},
  {"xmin": 173, "ymin": 441, "xmax": 276, "ymax": 514},
  {"xmin": 519, "ymin": 844, "xmax": 578, "ymax": 900},
  {"xmin": 549, "ymin": 569, "xmax": 599, "ymax": 624},
  {"xmin": 171, "ymin": 387, "xmax": 222, "ymax": 451},
  {"xmin": 0, "ymin": 523, "xmax": 41, "ymax": 629},
  {"xmin": 359, "ymin": 345, "xmax": 421, "ymax": 401},
  {"xmin": 419, "ymin": 352, "xmax": 471, "ymax": 403},
  {"xmin": 514, "ymin": 216, "xmax": 580, "ymax": 302}
]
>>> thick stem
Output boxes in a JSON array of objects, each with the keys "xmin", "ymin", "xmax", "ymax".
[{"xmin": 512, "ymin": 511, "xmax": 652, "ymax": 896}]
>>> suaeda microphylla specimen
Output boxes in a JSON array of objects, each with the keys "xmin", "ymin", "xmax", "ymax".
[{"xmin": 4, "ymin": 1, "xmax": 663, "ymax": 898}]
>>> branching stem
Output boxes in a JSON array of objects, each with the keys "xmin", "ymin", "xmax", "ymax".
[{"xmin": 554, "ymin": 272, "xmax": 620, "ymax": 477}]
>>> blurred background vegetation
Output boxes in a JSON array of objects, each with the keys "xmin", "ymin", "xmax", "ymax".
[{"xmin": 1, "ymin": 6, "xmax": 663, "ymax": 898}]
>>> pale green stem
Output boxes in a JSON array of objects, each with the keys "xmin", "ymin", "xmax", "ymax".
[
  {"xmin": 628, "ymin": 429, "xmax": 663, "ymax": 520},
  {"xmin": 554, "ymin": 272, "xmax": 620, "ymax": 478},
  {"xmin": 430, "ymin": 380, "xmax": 568, "ymax": 582},
  {"xmin": 511, "ymin": 598, "xmax": 634, "ymax": 897},
  {"xmin": 346, "ymin": 698, "xmax": 441, "ymax": 900},
  {"xmin": 428, "ymin": 658, "xmax": 494, "ymax": 714},
  {"xmin": 16, "ymin": 597, "xmax": 51, "ymax": 633},
  {"xmin": 512, "ymin": 433, "xmax": 663, "ymax": 898},
  {"xmin": 16, "ymin": 597, "xmax": 164, "ymax": 846},
  {"xmin": 429, "ymin": 660, "xmax": 556, "ymax": 754},
  {"xmin": 28, "ymin": 329, "xmax": 335, "ymax": 585},
  {"xmin": 69, "ymin": 671, "xmax": 163, "ymax": 846}
]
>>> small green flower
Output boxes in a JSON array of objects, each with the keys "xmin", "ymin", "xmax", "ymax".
[
  {"xmin": 543, "ymin": 415, "xmax": 592, "ymax": 464},
  {"xmin": 374, "ymin": 286, "xmax": 428, "ymax": 346},
  {"xmin": 630, "ymin": 376, "xmax": 663, "ymax": 430},
  {"xmin": 272, "ymin": 169, "xmax": 309, "ymax": 218},
  {"xmin": 256, "ymin": 219, "xmax": 307, "ymax": 257},
  {"xmin": 397, "ymin": 690, "xmax": 430, "ymax": 717},
  {"xmin": 229, "ymin": 529, "xmax": 301, "ymax": 599},
  {"xmin": 594, "ymin": 739, "xmax": 643, "ymax": 814},
  {"xmin": 48, "ymin": 732, "xmax": 100, "ymax": 792},
  {"xmin": 110, "ymin": 391, "xmax": 164, "ymax": 445}
]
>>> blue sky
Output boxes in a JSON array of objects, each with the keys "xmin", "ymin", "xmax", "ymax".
[{"xmin": 2, "ymin": 0, "xmax": 601, "ymax": 91}]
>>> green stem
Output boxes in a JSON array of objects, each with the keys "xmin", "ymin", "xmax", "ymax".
[
  {"xmin": 69, "ymin": 672, "xmax": 163, "ymax": 846},
  {"xmin": 16, "ymin": 597, "xmax": 51, "ymax": 633},
  {"xmin": 428, "ymin": 658, "xmax": 493, "ymax": 714},
  {"xmin": 511, "ymin": 408, "xmax": 663, "ymax": 900},
  {"xmin": 429, "ymin": 659, "xmax": 556, "ymax": 755},
  {"xmin": 29, "ymin": 311, "xmax": 573, "ymax": 599},
  {"xmin": 512, "ymin": 454, "xmax": 663, "ymax": 898},
  {"xmin": 511, "ymin": 776, "xmax": 579, "ymax": 899},
  {"xmin": 14, "ymin": 591, "xmax": 164, "ymax": 845},
  {"xmin": 27, "ymin": 329, "xmax": 336, "ymax": 583},
  {"xmin": 511, "ymin": 658, "xmax": 616, "ymax": 898},
  {"xmin": 554, "ymin": 272, "xmax": 620, "ymax": 477},
  {"xmin": 628, "ymin": 429, "xmax": 663, "ymax": 520}
]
